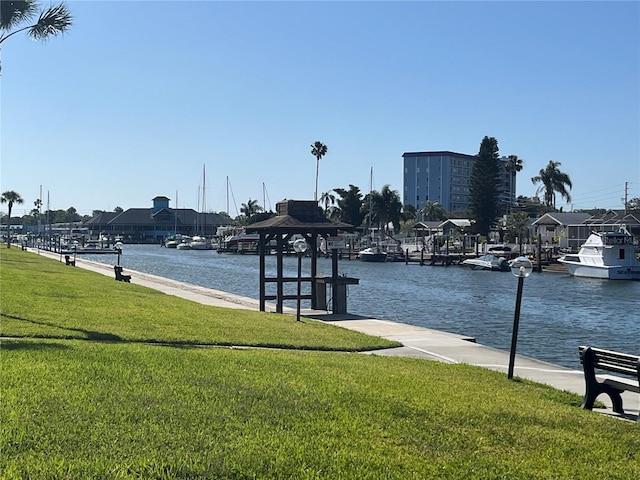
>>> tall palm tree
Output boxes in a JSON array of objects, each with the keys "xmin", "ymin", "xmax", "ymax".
[
  {"xmin": 310, "ymin": 141, "xmax": 327, "ymax": 202},
  {"xmin": 531, "ymin": 161, "xmax": 572, "ymax": 211},
  {"xmin": 0, "ymin": 1, "xmax": 73, "ymax": 73},
  {"xmin": 1, "ymin": 190, "xmax": 24, "ymax": 249},
  {"xmin": 504, "ymin": 155, "xmax": 524, "ymax": 214},
  {"xmin": 319, "ymin": 190, "xmax": 335, "ymax": 216}
]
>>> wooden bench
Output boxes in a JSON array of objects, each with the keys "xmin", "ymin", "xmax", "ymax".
[
  {"xmin": 579, "ymin": 346, "xmax": 639, "ymax": 420},
  {"xmin": 64, "ymin": 255, "xmax": 76, "ymax": 267},
  {"xmin": 114, "ymin": 265, "xmax": 131, "ymax": 283}
]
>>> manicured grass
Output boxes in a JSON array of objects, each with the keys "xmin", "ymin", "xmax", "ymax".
[
  {"xmin": 1, "ymin": 245, "xmax": 639, "ymax": 479},
  {"xmin": 0, "ymin": 247, "xmax": 398, "ymax": 351},
  {"xmin": 2, "ymin": 339, "xmax": 639, "ymax": 479}
]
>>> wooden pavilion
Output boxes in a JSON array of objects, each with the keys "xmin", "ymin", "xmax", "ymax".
[{"xmin": 245, "ymin": 200, "xmax": 358, "ymax": 314}]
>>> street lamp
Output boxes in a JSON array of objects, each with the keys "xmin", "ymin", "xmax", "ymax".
[
  {"xmin": 292, "ymin": 238, "xmax": 308, "ymax": 322},
  {"xmin": 115, "ymin": 241, "xmax": 123, "ymax": 266},
  {"xmin": 507, "ymin": 256, "xmax": 533, "ymax": 380}
]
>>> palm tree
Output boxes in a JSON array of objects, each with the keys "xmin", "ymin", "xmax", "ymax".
[
  {"xmin": 319, "ymin": 190, "xmax": 335, "ymax": 216},
  {"xmin": 240, "ymin": 198, "xmax": 262, "ymax": 221},
  {"xmin": 333, "ymin": 185, "xmax": 364, "ymax": 227},
  {"xmin": 310, "ymin": 141, "xmax": 327, "ymax": 202},
  {"xmin": 0, "ymin": 1, "xmax": 73, "ymax": 73},
  {"xmin": 378, "ymin": 185, "xmax": 403, "ymax": 235},
  {"xmin": 421, "ymin": 200, "xmax": 446, "ymax": 222},
  {"xmin": 1, "ymin": 190, "xmax": 24, "ymax": 248},
  {"xmin": 531, "ymin": 161, "xmax": 572, "ymax": 211},
  {"xmin": 504, "ymin": 155, "xmax": 524, "ymax": 214},
  {"xmin": 363, "ymin": 186, "xmax": 403, "ymax": 238}
]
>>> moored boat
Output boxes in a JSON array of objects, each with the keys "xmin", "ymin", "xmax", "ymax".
[
  {"xmin": 462, "ymin": 254, "xmax": 509, "ymax": 271},
  {"xmin": 189, "ymin": 235, "xmax": 213, "ymax": 250},
  {"xmin": 176, "ymin": 237, "xmax": 192, "ymax": 250},
  {"xmin": 164, "ymin": 234, "xmax": 188, "ymax": 248},
  {"xmin": 358, "ymin": 247, "xmax": 387, "ymax": 262},
  {"xmin": 558, "ymin": 229, "xmax": 640, "ymax": 280}
]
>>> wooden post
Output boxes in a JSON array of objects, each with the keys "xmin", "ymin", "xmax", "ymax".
[
  {"xmin": 310, "ymin": 234, "xmax": 318, "ymax": 308},
  {"xmin": 259, "ymin": 233, "xmax": 266, "ymax": 311},
  {"xmin": 536, "ymin": 233, "xmax": 542, "ymax": 273},
  {"xmin": 276, "ymin": 235, "xmax": 284, "ymax": 313}
]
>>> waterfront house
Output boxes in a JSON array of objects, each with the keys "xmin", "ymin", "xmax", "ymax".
[
  {"xmin": 532, "ymin": 210, "xmax": 639, "ymax": 250},
  {"xmin": 532, "ymin": 212, "xmax": 592, "ymax": 247}
]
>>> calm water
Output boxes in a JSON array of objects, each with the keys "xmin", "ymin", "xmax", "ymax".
[{"xmin": 87, "ymin": 245, "xmax": 639, "ymax": 370}]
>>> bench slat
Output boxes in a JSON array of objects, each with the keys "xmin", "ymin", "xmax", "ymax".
[
  {"xmin": 602, "ymin": 375, "xmax": 640, "ymax": 394},
  {"xmin": 578, "ymin": 346, "xmax": 639, "ymax": 376}
]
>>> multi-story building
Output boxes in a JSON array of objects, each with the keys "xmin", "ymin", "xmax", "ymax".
[{"xmin": 402, "ymin": 150, "xmax": 515, "ymax": 215}]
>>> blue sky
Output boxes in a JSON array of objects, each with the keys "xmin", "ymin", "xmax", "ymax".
[{"xmin": 1, "ymin": 0, "xmax": 639, "ymax": 217}]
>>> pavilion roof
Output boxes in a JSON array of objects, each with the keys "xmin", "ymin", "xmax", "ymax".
[{"xmin": 245, "ymin": 200, "xmax": 354, "ymax": 234}]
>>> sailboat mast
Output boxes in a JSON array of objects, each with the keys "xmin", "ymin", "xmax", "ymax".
[
  {"xmin": 202, "ymin": 165, "xmax": 206, "ymax": 235},
  {"xmin": 368, "ymin": 167, "xmax": 373, "ymax": 239},
  {"xmin": 174, "ymin": 190, "xmax": 178, "ymax": 234}
]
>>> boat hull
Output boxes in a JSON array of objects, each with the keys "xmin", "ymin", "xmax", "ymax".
[
  {"xmin": 558, "ymin": 230, "xmax": 640, "ymax": 280},
  {"xmin": 359, "ymin": 253, "xmax": 387, "ymax": 262},
  {"xmin": 358, "ymin": 247, "xmax": 387, "ymax": 262},
  {"xmin": 561, "ymin": 261, "xmax": 640, "ymax": 280},
  {"xmin": 462, "ymin": 255, "xmax": 509, "ymax": 271}
]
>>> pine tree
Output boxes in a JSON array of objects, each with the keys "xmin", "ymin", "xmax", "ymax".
[{"xmin": 469, "ymin": 136, "xmax": 501, "ymax": 237}]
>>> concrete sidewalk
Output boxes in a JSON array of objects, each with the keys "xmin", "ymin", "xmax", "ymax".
[{"xmin": 34, "ymin": 248, "xmax": 639, "ymax": 421}]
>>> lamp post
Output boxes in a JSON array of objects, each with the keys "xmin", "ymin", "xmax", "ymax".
[
  {"xmin": 115, "ymin": 241, "xmax": 123, "ymax": 266},
  {"xmin": 507, "ymin": 256, "xmax": 533, "ymax": 380},
  {"xmin": 292, "ymin": 238, "xmax": 308, "ymax": 322}
]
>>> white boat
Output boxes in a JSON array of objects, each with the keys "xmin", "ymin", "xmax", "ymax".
[
  {"xmin": 189, "ymin": 235, "xmax": 213, "ymax": 250},
  {"xmin": 462, "ymin": 254, "xmax": 509, "ymax": 271},
  {"xmin": 358, "ymin": 247, "xmax": 387, "ymax": 262},
  {"xmin": 176, "ymin": 238, "xmax": 192, "ymax": 250},
  {"xmin": 558, "ymin": 230, "xmax": 640, "ymax": 280},
  {"xmin": 164, "ymin": 234, "xmax": 187, "ymax": 248}
]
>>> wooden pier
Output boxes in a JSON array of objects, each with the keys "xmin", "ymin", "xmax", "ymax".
[{"xmin": 404, "ymin": 250, "xmax": 474, "ymax": 266}]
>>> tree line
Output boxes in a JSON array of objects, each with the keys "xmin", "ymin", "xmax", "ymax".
[{"xmin": 4, "ymin": 134, "xmax": 639, "ymax": 246}]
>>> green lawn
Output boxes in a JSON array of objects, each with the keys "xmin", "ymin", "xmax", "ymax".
[
  {"xmin": 1, "ymin": 246, "xmax": 639, "ymax": 479},
  {"xmin": 0, "ymin": 247, "xmax": 397, "ymax": 351}
]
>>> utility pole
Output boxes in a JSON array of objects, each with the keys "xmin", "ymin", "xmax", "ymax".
[{"xmin": 624, "ymin": 182, "xmax": 629, "ymax": 214}]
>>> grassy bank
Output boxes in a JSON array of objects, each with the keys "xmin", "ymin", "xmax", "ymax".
[
  {"xmin": 0, "ymin": 247, "xmax": 397, "ymax": 351},
  {"xmin": 1, "ymin": 246, "xmax": 639, "ymax": 479}
]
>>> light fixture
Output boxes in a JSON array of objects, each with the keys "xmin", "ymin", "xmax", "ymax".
[{"xmin": 508, "ymin": 256, "xmax": 533, "ymax": 379}]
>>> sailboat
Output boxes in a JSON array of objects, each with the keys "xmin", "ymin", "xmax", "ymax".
[
  {"xmin": 190, "ymin": 165, "xmax": 213, "ymax": 250},
  {"xmin": 358, "ymin": 167, "xmax": 387, "ymax": 262},
  {"xmin": 165, "ymin": 191, "xmax": 184, "ymax": 248}
]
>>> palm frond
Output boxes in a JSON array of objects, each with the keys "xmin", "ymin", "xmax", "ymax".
[
  {"xmin": 28, "ymin": 3, "xmax": 72, "ymax": 41},
  {"xmin": 0, "ymin": 0, "xmax": 38, "ymax": 31}
]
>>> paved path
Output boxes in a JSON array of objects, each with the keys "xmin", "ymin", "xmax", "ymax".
[{"xmin": 34, "ymin": 248, "xmax": 638, "ymax": 421}]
